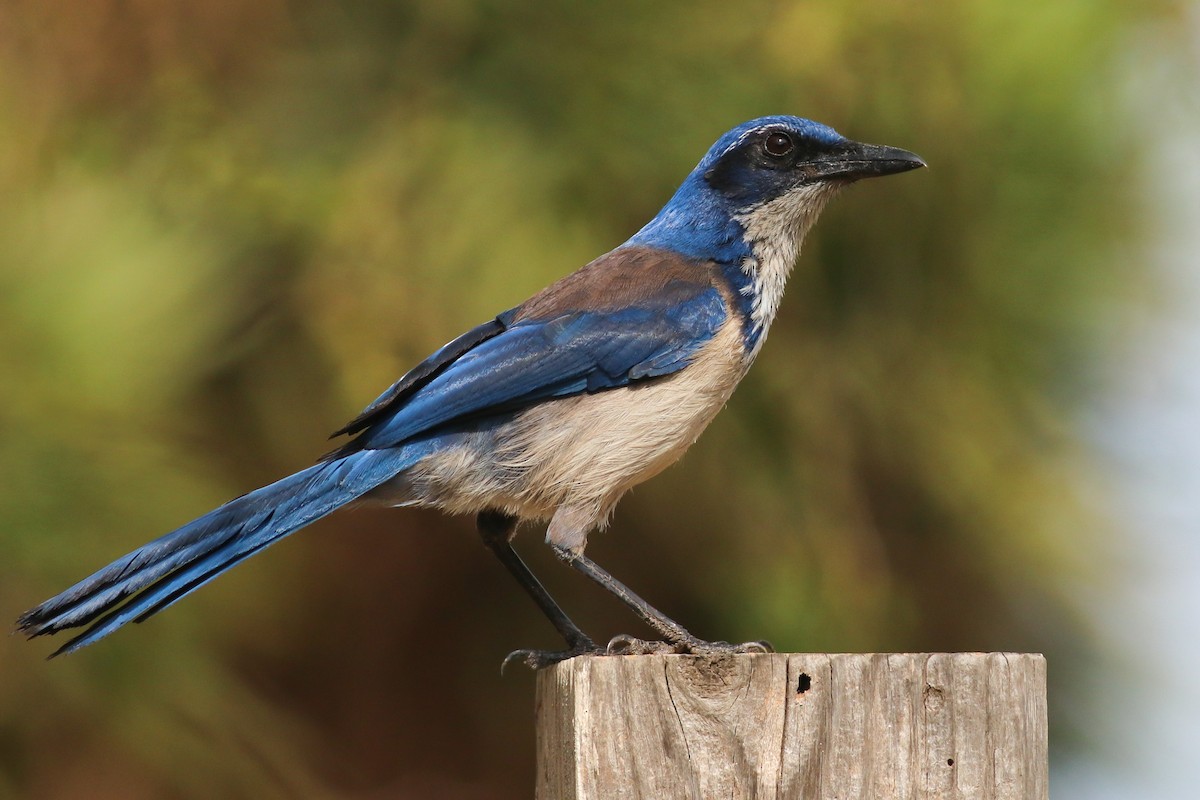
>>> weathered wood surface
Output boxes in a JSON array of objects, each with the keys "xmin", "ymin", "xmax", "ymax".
[{"xmin": 535, "ymin": 652, "xmax": 1046, "ymax": 800}]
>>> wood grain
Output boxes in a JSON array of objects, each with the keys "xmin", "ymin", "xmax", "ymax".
[{"xmin": 535, "ymin": 653, "xmax": 1047, "ymax": 800}]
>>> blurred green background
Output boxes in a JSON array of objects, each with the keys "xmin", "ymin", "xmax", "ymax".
[{"xmin": 0, "ymin": 1, "xmax": 1191, "ymax": 797}]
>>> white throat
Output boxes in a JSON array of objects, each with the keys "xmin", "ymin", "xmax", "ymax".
[{"xmin": 733, "ymin": 183, "xmax": 841, "ymax": 354}]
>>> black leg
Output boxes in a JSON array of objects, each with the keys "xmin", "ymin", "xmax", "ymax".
[
  {"xmin": 550, "ymin": 544, "xmax": 773, "ymax": 657},
  {"xmin": 476, "ymin": 511, "xmax": 600, "ymax": 668}
]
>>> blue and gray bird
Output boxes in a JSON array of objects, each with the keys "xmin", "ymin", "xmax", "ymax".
[{"xmin": 18, "ymin": 116, "xmax": 923, "ymax": 665}]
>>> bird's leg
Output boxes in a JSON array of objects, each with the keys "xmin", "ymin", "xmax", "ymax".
[
  {"xmin": 476, "ymin": 511, "xmax": 601, "ymax": 669},
  {"xmin": 550, "ymin": 544, "xmax": 773, "ymax": 657}
]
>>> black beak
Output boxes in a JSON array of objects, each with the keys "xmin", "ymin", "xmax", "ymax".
[{"xmin": 811, "ymin": 141, "xmax": 926, "ymax": 181}]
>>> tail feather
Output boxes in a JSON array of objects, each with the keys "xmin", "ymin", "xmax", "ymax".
[
  {"xmin": 47, "ymin": 530, "xmax": 284, "ymax": 657},
  {"xmin": 17, "ymin": 449, "xmax": 415, "ymax": 656}
]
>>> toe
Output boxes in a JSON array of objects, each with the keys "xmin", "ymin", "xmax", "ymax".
[
  {"xmin": 501, "ymin": 643, "xmax": 603, "ymax": 672},
  {"xmin": 606, "ymin": 635, "xmax": 673, "ymax": 655}
]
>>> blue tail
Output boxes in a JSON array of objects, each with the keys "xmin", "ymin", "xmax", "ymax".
[{"xmin": 17, "ymin": 448, "xmax": 417, "ymax": 657}]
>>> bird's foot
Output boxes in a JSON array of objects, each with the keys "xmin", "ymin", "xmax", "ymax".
[
  {"xmin": 606, "ymin": 633, "xmax": 774, "ymax": 657},
  {"xmin": 605, "ymin": 634, "xmax": 676, "ymax": 655},
  {"xmin": 501, "ymin": 639, "xmax": 604, "ymax": 672},
  {"xmin": 502, "ymin": 635, "xmax": 775, "ymax": 671}
]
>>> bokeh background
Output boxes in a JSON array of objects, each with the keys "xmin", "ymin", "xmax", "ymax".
[{"xmin": 1, "ymin": 1, "xmax": 1196, "ymax": 798}]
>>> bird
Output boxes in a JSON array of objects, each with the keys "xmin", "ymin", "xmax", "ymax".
[{"xmin": 17, "ymin": 116, "xmax": 924, "ymax": 666}]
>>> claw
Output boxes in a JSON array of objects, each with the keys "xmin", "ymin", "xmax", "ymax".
[
  {"xmin": 501, "ymin": 641, "xmax": 604, "ymax": 673},
  {"xmin": 683, "ymin": 638, "xmax": 775, "ymax": 656},
  {"xmin": 605, "ymin": 634, "xmax": 674, "ymax": 655}
]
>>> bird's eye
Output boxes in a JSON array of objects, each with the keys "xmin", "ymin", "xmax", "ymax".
[{"xmin": 763, "ymin": 131, "xmax": 794, "ymax": 159}]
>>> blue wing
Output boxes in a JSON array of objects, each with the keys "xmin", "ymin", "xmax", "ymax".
[{"xmin": 332, "ymin": 247, "xmax": 730, "ymax": 455}]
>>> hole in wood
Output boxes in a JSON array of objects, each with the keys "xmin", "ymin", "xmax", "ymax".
[
  {"xmin": 947, "ymin": 758, "xmax": 955, "ymax": 766},
  {"xmin": 797, "ymin": 673, "xmax": 812, "ymax": 694}
]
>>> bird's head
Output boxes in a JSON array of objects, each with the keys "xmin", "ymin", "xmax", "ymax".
[
  {"xmin": 628, "ymin": 115, "xmax": 924, "ymax": 264},
  {"xmin": 699, "ymin": 115, "xmax": 924, "ymax": 205}
]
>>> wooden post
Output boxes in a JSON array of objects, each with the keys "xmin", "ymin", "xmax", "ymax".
[{"xmin": 535, "ymin": 653, "xmax": 1046, "ymax": 800}]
